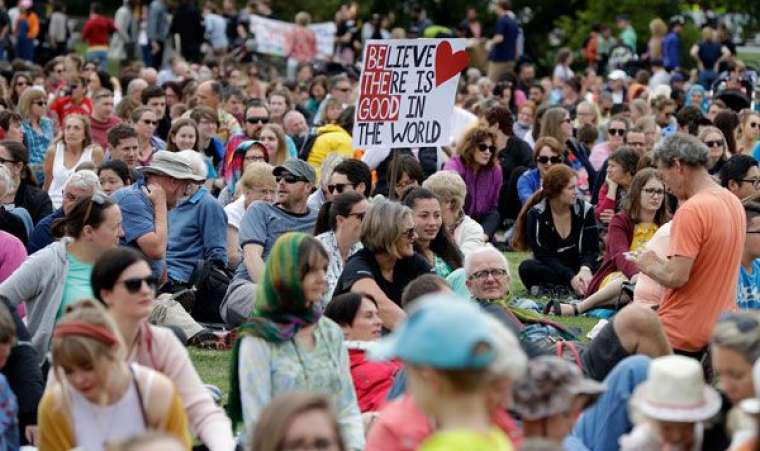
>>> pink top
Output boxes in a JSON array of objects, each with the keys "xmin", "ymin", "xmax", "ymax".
[
  {"xmin": 0, "ymin": 231, "xmax": 27, "ymax": 317},
  {"xmin": 285, "ymin": 26, "xmax": 317, "ymax": 62},
  {"xmin": 633, "ymin": 222, "xmax": 671, "ymax": 305},
  {"xmin": 589, "ymin": 141, "xmax": 612, "ymax": 172}
]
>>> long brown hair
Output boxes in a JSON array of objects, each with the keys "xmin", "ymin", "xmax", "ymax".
[
  {"xmin": 250, "ymin": 392, "xmax": 347, "ymax": 451},
  {"xmin": 512, "ymin": 164, "xmax": 577, "ymax": 251},
  {"xmin": 621, "ymin": 168, "xmax": 670, "ymax": 225},
  {"xmin": 539, "ymin": 107, "xmax": 569, "ymax": 145},
  {"xmin": 166, "ymin": 118, "xmax": 200, "ymax": 152}
]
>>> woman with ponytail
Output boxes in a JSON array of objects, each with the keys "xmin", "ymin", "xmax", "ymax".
[
  {"xmin": 229, "ymin": 232, "xmax": 364, "ymax": 450},
  {"xmin": 512, "ymin": 164, "xmax": 599, "ymax": 298},
  {"xmin": 37, "ymin": 300, "xmax": 190, "ymax": 450},
  {"xmin": 0, "ymin": 193, "xmax": 121, "ymax": 363},
  {"xmin": 315, "ymin": 191, "xmax": 368, "ymax": 303}
]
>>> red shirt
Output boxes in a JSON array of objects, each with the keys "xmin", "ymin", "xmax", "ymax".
[
  {"xmin": 82, "ymin": 15, "xmax": 116, "ymax": 47},
  {"xmin": 89, "ymin": 115, "xmax": 122, "ymax": 149},
  {"xmin": 50, "ymin": 96, "xmax": 93, "ymax": 124},
  {"xmin": 348, "ymin": 347, "xmax": 402, "ymax": 413}
]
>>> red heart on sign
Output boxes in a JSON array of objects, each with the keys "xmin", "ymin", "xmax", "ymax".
[{"xmin": 434, "ymin": 41, "xmax": 469, "ymax": 87}]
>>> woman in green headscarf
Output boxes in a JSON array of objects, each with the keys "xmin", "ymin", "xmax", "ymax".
[{"xmin": 228, "ymin": 232, "xmax": 364, "ymax": 450}]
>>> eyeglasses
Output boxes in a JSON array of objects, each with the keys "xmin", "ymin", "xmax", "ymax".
[
  {"xmin": 347, "ymin": 211, "xmax": 365, "ymax": 221},
  {"xmin": 477, "ymin": 143, "xmax": 496, "ymax": 153},
  {"xmin": 608, "ymin": 128, "xmax": 626, "ymax": 136},
  {"xmin": 140, "ymin": 119, "xmax": 158, "ymax": 126},
  {"xmin": 703, "ymin": 139, "xmax": 724, "ymax": 148},
  {"xmin": 469, "ymin": 268, "xmax": 508, "ymax": 280},
  {"xmin": 642, "ymin": 188, "xmax": 665, "ymax": 196},
  {"xmin": 741, "ymin": 177, "xmax": 760, "ymax": 188},
  {"xmin": 402, "ymin": 226, "xmax": 417, "ymax": 240},
  {"xmin": 276, "ymin": 174, "xmax": 307, "ymax": 184},
  {"xmin": 244, "ymin": 155, "xmax": 266, "ymax": 163},
  {"xmin": 0, "ymin": 157, "xmax": 17, "ymax": 165},
  {"xmin": 246, "ymin": 116, "xmax": 269, "ymax": 124},
  {"xmin": 537, "ymin": 155, "xmax": 562, "ymax": 164},
  {"xmin": 119, "ymin": 276, "xmax": 159, "ymax": 294},
  {"xmin": 720, "ymin": 312, "xmax": 758, "ymax": 332},
  {"xmin": 327, "ymin": 183, "xmax": 355, "ymax": 194}
]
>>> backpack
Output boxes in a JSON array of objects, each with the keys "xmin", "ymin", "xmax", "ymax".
[{"xmin": 190, "ymin": 259, "xmax": 232, "ymax": 324}]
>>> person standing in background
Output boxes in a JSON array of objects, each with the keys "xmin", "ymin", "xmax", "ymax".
[
  {"xmin": 616, "ymin": 14, "xmax": 637, "ymax": 52},
  {"xmin": 284, "ymin": 12, "xmax": 317, "ymax": 82},
  {"xmin": 111, "ymin": 0, "xmax": 138, "ymax": 63},
  {"xmin": 486, "ymin": 0, "xmax": 519, "ymax": 83},
  {"xmin": 82, "ymin": 3, "xmax": 117, "ymax": 72},
  {"xmin": 147, "ymin": 0, "xmax": 169, "ymax": 69},
  {"xmin": 47, "ymin": 2, "xmax": 68, "ymax": 58},
  {"xmin": 662, "ymin": 16, "xmax": 684, "ymax": 71},
  {"xmin": 14, "ymin": 0, "xmax": 38, "ymax": 63}
]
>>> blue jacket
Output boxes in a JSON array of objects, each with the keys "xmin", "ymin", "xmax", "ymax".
[
  {"xmin": 662, "ymin": 31, "xmax": 681, "ymax": 70},
  {"xmin": 28, "ymin": 208, "xmax": 64, "ymax": 254},
  {"xmin": 517, "ymin": 168, "xmax": 541, "ymax": 205}
]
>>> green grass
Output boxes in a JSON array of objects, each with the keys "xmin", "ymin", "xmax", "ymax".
[
  {"xmin": 739, "ymin": 49, "xmax": 760, "ymax": 69},
  {"xmin": 189, "ymin": 252, "xmax": 600, "ymax": 400}
]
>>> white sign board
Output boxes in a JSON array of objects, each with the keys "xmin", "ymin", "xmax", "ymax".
[
  {"xmin": 249, "ymin": 15, "xmax": 336, "ymax": 60},
  {"xmin": 353, "ymin": 39, "xmax": 469, "ymax": 149}
]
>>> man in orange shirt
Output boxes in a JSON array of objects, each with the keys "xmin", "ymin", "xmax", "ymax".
[{"xmin": 638, "ymin": 133, "xmax": 745, "ymax": 356}]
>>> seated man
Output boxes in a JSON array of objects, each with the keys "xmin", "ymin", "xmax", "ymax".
[
  {"xmin": 464, "ymin": 245, "xmax": 671, "ymax": 380},
  {"xmin": 28, "ymin": 170, "xmax": 100, "ymax": 253},
  {"xmin": 738, "ymin": 200, "xmax": 760, "ymax": 310},
  {"xmin": 112, "ymin": 151, "xmax": 205, "ymax": 281},
  {"xmin": 220, "ymin": 159, "xmax": 318, "ymax": 328},
  {"xmin": 165, "ymin": 151, "xmax": 228, "ymax": 320}
]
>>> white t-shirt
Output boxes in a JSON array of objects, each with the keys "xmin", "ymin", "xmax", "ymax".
[{"xmin": 224, "ymin": 196, "xmax": 246, "ymax": 230}]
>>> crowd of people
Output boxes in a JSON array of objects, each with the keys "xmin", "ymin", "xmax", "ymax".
[{"xmin": 0, "ymin": 0, "xmax": 757, "ymax": 450}]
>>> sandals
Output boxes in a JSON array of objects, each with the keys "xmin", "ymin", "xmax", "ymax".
[{"xmin": 542, "ymin": 300, "xmax": 580, "ymax": 316}]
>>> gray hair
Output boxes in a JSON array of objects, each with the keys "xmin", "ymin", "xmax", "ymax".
[
  {"xmin": 711, "ymin": 311, "xmax": 760, "ymax": 364},
  {"xmin": 653, "ymin": 133, "xmax": 709, "ymax": 168},
  {"xmin": 463, "ymin": 245, "xmax": 510, "ymax": 277},
  {"xmin": 0, "ymin": 165, "xmax": 11, "ymax": 198},
  {"xmin": 422, "ymin": 170, "xmax": 467, "ymax": 211},
  {"xmin": 63, "ymin": 169, "xmax": 101, "ymax": 193},
  {"xmin": 361, "ymin": 198, "xmax": 413, "ymax": 258},
  {"xmin": 126, "ymin": 78, "xmax": 148, "ymax": 96}
]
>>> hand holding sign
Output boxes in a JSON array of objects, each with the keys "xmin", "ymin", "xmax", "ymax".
[{"xmin": 353, "ymin": 38, "xmax": 468, "ymax": 149}]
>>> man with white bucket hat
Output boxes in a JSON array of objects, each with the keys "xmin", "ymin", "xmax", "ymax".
[{"xmin": 620, "ymin": 355, "xmax": 722, "ymax": 450}]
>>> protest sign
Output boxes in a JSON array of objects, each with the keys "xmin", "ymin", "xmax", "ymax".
[
  {"xmin": 353, "ymin": 38, "xmax": 468, "ymax": 149},
  {"xmin": 250, "ymin": 15, "xmax": 336, "ymax": 60}
]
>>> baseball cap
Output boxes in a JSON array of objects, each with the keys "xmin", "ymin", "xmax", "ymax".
[
  {"xmin": 273, "ymin": 160, "xmax": 316, "ymax": 185},
  {"xmin": 369, "ymin": 294, "xmax": 496, "ymax": 370},
  {"xmin": 512, "ymin": 356, "xmax": 606, "ymax": 421}
]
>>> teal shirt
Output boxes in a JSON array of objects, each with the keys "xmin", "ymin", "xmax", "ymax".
[
  {"xmin": 56, "ymin": 252, "xmax": 95, "ymax": 319},
  {"xmin": 620, "ymin": 26, "xmax": 637, "ymax": 51}
]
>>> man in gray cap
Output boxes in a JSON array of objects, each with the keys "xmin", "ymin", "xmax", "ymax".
[
  {"xmin": 220, "ymin": 159, "xmax": 317, "ymax": 327},
  {"xmin": 112, "ymin": 150, "xmax": 205, "ymax": 279}
]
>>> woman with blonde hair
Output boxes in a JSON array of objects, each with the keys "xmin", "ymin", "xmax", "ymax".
[
  {"xmin": 738, "ymin": 110, "xmax": 760, "ymax": 156},
  {"xmin": 699, "ymin": 125, "xmax": 729, "ymax": 175},
  {"xmin": 43, "ymin": 114, "xmax": 104, "ymax": 208},
  {"xmin": 37, "ymin": 300, "xmax": 191, "ymax": 450},
  {"xmin": 647, "ymin": 18, "xmax": 667, "ymax": 61},
  {"xmin": 259, "ymin": 123, "xmax": 290, "ymax": 165},
  {"xmin": 19, "ymin": 88, "xmax": 55, "ymax": 176}
]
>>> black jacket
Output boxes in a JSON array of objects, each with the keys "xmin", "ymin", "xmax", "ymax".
[
  {"xmin": 497, "ymin": 135, "xmax": 534, "ymax": 221},
  {"xmin": 14, "ymin": 181, "xmax": 52, "ymax": 226}
]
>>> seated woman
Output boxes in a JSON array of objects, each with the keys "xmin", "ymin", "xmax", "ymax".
[
  {"xmin": 517, "ymin": 136, "xmax": 564, "ymax": 205},
  {"xmin": 589, "ymin": 115, "xmax": 629, "ymax": 171},
  {"xmin": 550, "ymin": 169, "xmax": 669, "ymax": 315},
  {"xmin": 443, "ymin": 126, "xmax": 503, "ymax": 239},
  {"xmin": 595, "ymin": 147, "xmax": 640, "ymax": 225},
  {"xmin": 315, "ymin": 191, "xmax": 368, "ymax": 303},
  {"xmin": 422, "ymin": 170, "xmax": 485, "ymax": 256},
  {"xmin": 325, "ymin": 292, "xmax": 402, "ymax": 413},
  {"xmin": 97, "ymin": 159, "xmax": 133, "ymax": 196},
  {"xmin": 0, "ymin": 194, "xmax": 120, "ymax": 364},
  {"xmin": 333, "ymin": 199, "xmax": 434, "ymax": 330},
  {"xmin": 386, "ymin": 154, "xmax": 424, "ymax": 201},
  {"xmin": 699, "ymin": 126, "xmax": 729, "ymax": 176},
  {"xmin": 37, "ymin": 300, "xmax": 191, "ymax": 450},
  {"xmin": 402, "ymin": 187, "xmax": 463, "ymax": 278},
  {"xmin": 229, "ymin": 233, "xmax": 364, "ymax": 450},
  {"xmin": 91, "ymin": 247, "xmax": 236, "ymax": 450},
  {"xmin": 513, "ymin": 164, "xmax": 599, "ymax": 297}
]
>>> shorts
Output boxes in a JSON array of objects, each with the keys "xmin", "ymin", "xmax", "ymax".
[{"xmin": 581, "ymin": 319, "xmax": 630, "ymax": 381}]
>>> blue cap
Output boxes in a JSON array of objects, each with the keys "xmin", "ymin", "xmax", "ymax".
[{"xmin": 369, "ymin": 294, "xmax": 496, "ymax": 370}]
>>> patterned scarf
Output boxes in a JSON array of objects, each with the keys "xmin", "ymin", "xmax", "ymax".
[
  {"xmin": 227, "ymin": 232, "xmax": 324, "ymax": 426},
  {"xmin": 224, "ymin": 140, "xmax": 266, "ymax": 196}
]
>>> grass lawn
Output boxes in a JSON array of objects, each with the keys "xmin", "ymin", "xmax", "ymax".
[{"xmin": 189, "ymin": 251, "xmax": 600, "ymax": 403}]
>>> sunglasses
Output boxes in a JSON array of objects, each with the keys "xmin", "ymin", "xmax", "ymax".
[
  {"xmin": 478, "ymin": 143, "xmax": 496, "ymax": 153},
  {"xmin": 703, "ymin": 139, "xmax": 723, "ymax": 148},
  {"xmin": 276, "ymin": 174, "xmax": 307, "ymax": 184},
  {"xmin": 642, "ymin": 188, "xmax": 665, "ymax": 196},
  {"xmin": 120, "ymin": 276, "xmax": 159, "ymax": 294},
  {"xmin": 347, "ymin": 211, "xmax": 365, "ymax": 221},
  {"xmin": 537, "ymin": 155, "xmax": 562, "ymax": 164},
  {"xmin": 141, "ymin": 119, "xmax": 158, "ymax": 126},
  {"xmin": 469, "ymin": 268, "xmax": 508, "ymax": 280},
  {"xmin": 750, "ymin": 122, "xmax": 760, "ymax": 129},
  {"xmin": 608, "ymin": 128, "xmax": 626, "ymax": 136},
  {"xmin": 327, "ymin": 183, "xmax": 355, "ymax": 194},
  {"xmin": 402, "ymin": 226, "xmax": 417, "ymax": 240},
  {"xmin": 246, "ymin": 116, "xmax": 269, "ymax": 124}
]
